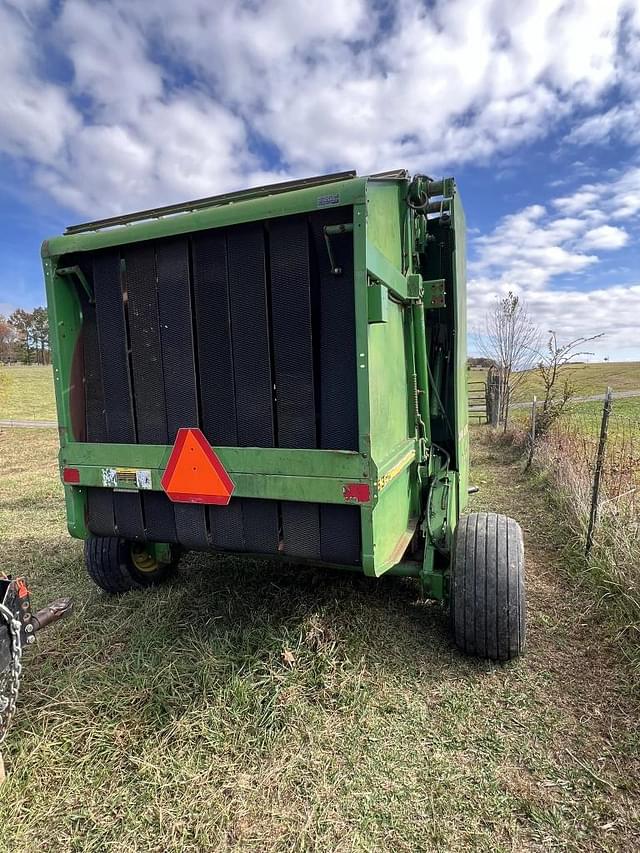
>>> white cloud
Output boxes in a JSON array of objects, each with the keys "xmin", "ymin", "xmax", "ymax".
[
  {"xmin": 565, "ymin": 1, "xmax": 640, "ymax": 150},
  {"xmin": 0, "ymin": 0, "xmax": 638, "ymax": 215},
  {"xmin": 34, "ymin": 96, "xmax": 265, "ymax": 216},
  {"xmin": 0, "ymin": 3, "xmax": 81, "ymax": 165},
  {"xmin": 470, "ymin": 203, "xmax": 599, "ymax": 290},
  {"xmin": 469, "ymin": 279, "xmax": 640, "ymax": 360},
  {"xmin": 57, "ymin": 0, "xmax": 163, "ymax": 120},
  {"xmin": 553, "ymin": 167, "xmax": 640, "ymax": 222},
  {"xmin": 1, "ymin": 0, "xmax": 639, "ymax": 361},
  {"xmin": 582, "ymin": 225, "xmax": 629, "ymax": 250},
  {"xmin": 469, "ymin": 166, "xmax": 640, "ymax": 359},
  {"xmin": 474, "ymin": 169, "xmax": 640, "ymax": 274},
  {"xmin": 567, "ymin": 104, "xmax": 640, "ymax": 146}
]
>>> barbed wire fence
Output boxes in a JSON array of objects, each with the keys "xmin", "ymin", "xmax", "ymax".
[{"xmin": 527, "ymin": 388, "xmax": 639, "ymax": 617}]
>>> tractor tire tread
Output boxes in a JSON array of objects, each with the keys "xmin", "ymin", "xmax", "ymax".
[
  {"xmin": 84, "ymin": 536, "xmax": 175, "ymax": 594},
  {"xmin": 451, "ymin": 511, "xmax": 525, "ymax": 661}
]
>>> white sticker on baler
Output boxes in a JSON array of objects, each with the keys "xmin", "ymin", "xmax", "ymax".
[
  {"xmin": 102, "ymin": 468, "xmax": 118, "ymax": 488},
  {"xmin": 317, "ymin": 193, "xmax": 340, "ymax": 208},
  {"xmin": 136, "ymin": 470, "xmax": 152, "ymax": 490}
]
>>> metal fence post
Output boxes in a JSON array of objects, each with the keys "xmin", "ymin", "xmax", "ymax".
[
  {"xmin": 525, "ymin": 395, "xmax": 536, "ymax": 471},
  {"xmin": 586, "ymin": 387, "xmax": 613, "ymax": 556}
]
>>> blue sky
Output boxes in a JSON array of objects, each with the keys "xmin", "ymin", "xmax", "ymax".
[{"xmin": 1, "ymin": 0, "xmax": 640, "ymax": 360}]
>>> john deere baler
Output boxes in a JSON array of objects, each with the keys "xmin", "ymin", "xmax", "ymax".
[{"xmin": 42, "ymin": 170, "xmax": 525, "ymax": 660}]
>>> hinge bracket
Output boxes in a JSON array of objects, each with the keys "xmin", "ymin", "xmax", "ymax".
[{"xmin": 423, "ymin": 278, "xmax": 446, "ymax": 309}]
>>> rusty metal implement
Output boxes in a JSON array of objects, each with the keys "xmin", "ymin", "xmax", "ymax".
[{"xmin": 0, "ymin": 575, "xmax": 73, "ymax": 776}]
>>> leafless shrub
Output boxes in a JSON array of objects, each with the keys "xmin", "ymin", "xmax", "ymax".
[{"xmin": 535, "ymin": 331, "xmax": 604, "ymax": 435}]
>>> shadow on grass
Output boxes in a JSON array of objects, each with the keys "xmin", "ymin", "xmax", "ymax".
[{"xmin": 5, "ymin": 534, "xmax": 494, "ymax": 733}]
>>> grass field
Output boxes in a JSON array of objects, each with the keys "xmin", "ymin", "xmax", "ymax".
[
  {"xmin": 0, "ymin": 362, "xmax": 637, "ymax": 424},
  {"xmin": 510, "ymin": 395, "xmax": 640, "ymax": 436},
  {"xmin": 0, "ymin": 365, "xmax": 56, "ymax": 420},
  {"xmin": 569, "ymin": 396, "xmax": 640, "ymax": 422},
  {"xmin": 468, "ymin": 361, "xmax": 640, "ymax": 403},
  {"xmin": 0, "ymin": 425, "xmax": 638, "ymax": 851}
]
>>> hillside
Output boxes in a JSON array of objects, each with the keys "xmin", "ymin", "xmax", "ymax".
[{"xmin": 469, "ymin": 361, "xmax": 640, "ymax": 402}]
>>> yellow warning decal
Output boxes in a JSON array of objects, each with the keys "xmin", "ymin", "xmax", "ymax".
[{"xmin": 376, "ymin": 450, "xmax": 416, "ymax": 492}]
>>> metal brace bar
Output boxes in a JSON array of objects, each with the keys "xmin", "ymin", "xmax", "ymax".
[
  {"xmin": 57, "ymin": 265, "xmax": 93, "ymax": 302},
  {"xmin": 323, "ymin": 223, "xmax": 354, "ymax": 275}
]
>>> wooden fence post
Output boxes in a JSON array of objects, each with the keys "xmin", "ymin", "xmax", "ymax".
[
  {"xmin": 586, "ymin": 387, "xmax": 613, "ymax": 556},
  {"xmin": 486, "ymin": 369, "xmax": 499, "ymax": 427}
]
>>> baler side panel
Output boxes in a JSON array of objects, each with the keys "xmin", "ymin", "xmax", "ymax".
[
  {"xmin": 363, "ymin": 183, "xmax": 418, "ymax": 575},
  {"xmin": 421, "ymin": 182, "xmax": 468, "ymax": 520},
  {"xmin": 365, "ymin": 181, "xmax": 405, "ymax": 271},
  {"xmin": 450, "ymin": 191, "xmax": 469, "ymax": 510},
  {"xmin": 368, "ymin": 300, "xmax": 411, "ymax": 461},
  {"xmin": 43, "ymin": 257, "xmax": 88, "ymax": 538}
]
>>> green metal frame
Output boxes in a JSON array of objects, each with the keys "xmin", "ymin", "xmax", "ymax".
[{"xmin": 43, "ymin": 171, "xmax": 469, "ymax": 597}]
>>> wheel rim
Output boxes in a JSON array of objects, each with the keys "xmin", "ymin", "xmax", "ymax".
[{"xmin": 130, "ymin": 545, "xmax": 159, "ymax": 573}]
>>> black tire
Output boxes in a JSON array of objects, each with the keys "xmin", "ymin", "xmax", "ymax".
[
  {"xmin": 450, "ymin": 512, "xmax": 525, "ymax": 661},
  {"xmin": 84, "ymin": 536, "xmax": 178, "ymax": 594}
]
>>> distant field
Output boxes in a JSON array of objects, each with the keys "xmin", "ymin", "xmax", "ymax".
[
  {"xmin": 569, "ymin": 396, "xmax": 640, "ymax": 422},
  {"xmin": 0, "ymin": 365, "xmax": 56, "ymax": 420},
  {"xmin": 469, "ymin": 361, "xmax": 640, "ymax": 402},
  {"xmin": 0, "ymin": 361, "xmax": 638, "ymax": 424},
  {"xmin": 510, "ymin": 391, "xmax": 640, "ymax": 433}
]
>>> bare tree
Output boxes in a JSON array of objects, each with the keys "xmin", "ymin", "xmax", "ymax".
[
  {"xmin": 480, "ymin": 292, "xmax": 540, "ymax": 429},
  {"xmin": 536, "ymin": 331, "xmax": 604, "ymax": 434},
  {"xmin": 0, "ymin": 315, "xmax": 18, "ymax": 362}
]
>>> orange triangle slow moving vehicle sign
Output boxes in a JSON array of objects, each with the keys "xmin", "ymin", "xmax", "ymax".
[{"xmin": 161, "ymin": 428, "xmax": 235, "ymax": 505}]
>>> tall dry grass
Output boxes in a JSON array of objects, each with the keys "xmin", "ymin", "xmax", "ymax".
[{"xmin": 507, "ymin": 410, "xmax": 640, "ymax": 669}]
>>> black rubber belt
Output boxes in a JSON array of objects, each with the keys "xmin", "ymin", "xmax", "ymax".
[
  {"xmin": 269, "ymin": 217, "xmax": 321, "ymax": 559},
  {"xmin": 123, "ymin": 243, "xmax": 177, "ymax": 544},
  {"xmin": 92, "ymin": 250, "xmax": 145, "ymax": 541},
  {"xmin": 156, "ymin": 238, "xmax": 209, "ymax": 549},
  {"xmin": 83, "ymin": 299, "xmax": 107, "ymax": 443},
  {"xmin": 83, "ymin": 297, "xmax": 116, "ymax": 536},
  {"xmin": 192, "ymin": 230, "xmax": 244, "ymax": 551},
  {"xmin": 227, "ymin": 224, "xmax": 279, "ymax": 553},
  {"xmin": 311, "ymin": 212, "xmax": 361, "ymax": 564}
]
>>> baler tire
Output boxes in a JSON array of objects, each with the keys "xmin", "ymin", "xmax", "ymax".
[
  {"xmin": 450, "ymin": 512, "xmax": 525, "ymax": 661},
  {"xmin": 84, "ymin": 536, "xmax": 178, "ymax": 594}
]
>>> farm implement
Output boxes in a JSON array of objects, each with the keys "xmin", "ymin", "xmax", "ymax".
[
  {"xmin": 39, "ymin": 170, "xmax": 525, "ymax": 664},
  {"xmin": 0, "ymin": 576, "xmax": 72, "ymax": 777}
]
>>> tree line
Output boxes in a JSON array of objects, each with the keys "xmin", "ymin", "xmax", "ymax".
[{"xmin": 0, "ymin": 308, "xmax": 50, "ymax": 364}]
